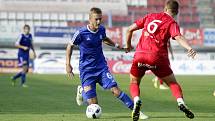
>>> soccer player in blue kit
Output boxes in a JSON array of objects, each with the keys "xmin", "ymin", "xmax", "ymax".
[
  {"xmin": 12, "ymin": 25, "xmax": 36, "ymax": 87},
  {"xmin": 66, "ymin": 7, "xmax": 148, "ymax": 119}
]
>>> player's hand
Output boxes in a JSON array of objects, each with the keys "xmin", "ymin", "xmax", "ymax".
[
  {"xmin": 66, "ymin": 64, "xmax": 75, "ymax": 79},
  {"xmin": 124, "ymin": 45, "xmax": 134, "ymax": 53},
  {"xmin": 187, "ymin": 49, "xmax": 197, "ymax": 59},
  {"xmin": 23, "ymin": 46, "xmax": 29, "ymax": 51}
]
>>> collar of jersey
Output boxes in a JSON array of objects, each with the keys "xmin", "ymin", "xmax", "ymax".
[
  {"xmin": 164, "ymin": 12, "xmax": 172, "ymax": 17},
  {"xmin": 87, "ymin": 25, "xmax": 99, "ymax": 34}
]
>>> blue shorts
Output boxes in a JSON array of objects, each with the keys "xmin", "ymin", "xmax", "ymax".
[
  {"xmin": 81, "ymin": 69, "xmax": 118, "ymax": 100},
  {"xmin": 18, "ymin": 54, "xmax": 29, "ymax": 67}
]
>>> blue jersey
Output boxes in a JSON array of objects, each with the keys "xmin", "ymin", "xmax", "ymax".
[
  {"xmin": 16, "ymin": 33, "xmax": 33, "ymax": 56},
  {"xmin": 70, "ymin": 25, "xmax": 108, "ymax": 80}
]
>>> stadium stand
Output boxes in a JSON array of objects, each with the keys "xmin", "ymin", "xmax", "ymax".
[
  {"xmin": 0, "ymin": 0, "xmax": 215, "ymax": 52},
  {"xmin": 1, "ymin": 0, "xmax": 214, "ymax": 28}
]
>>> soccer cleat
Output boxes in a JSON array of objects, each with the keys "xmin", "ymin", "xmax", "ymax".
[
  {"xmin": 139, "ymin": 111, "xmax": 149, "ymax": 120},
  {"xmin": 132, "ymin": 99, "xmax": 142, "ymax": 121},
  {"xmin": 159, "ymin": 85, "xmax": 169, "ymax": 90},
  {"xmin": 178, "ymin": 104, "xmax": 194, "ymax": 119},
  {"xmin": 152, "ymin": 77, "xmax": 158, "ymax": 88},
  {"xmin": 22, "ymin": 84, "xmax": 29, "ymax": 88},
  {"xmin": 76, "ymin": 85, "xmax": 83, "ymax": 106}
]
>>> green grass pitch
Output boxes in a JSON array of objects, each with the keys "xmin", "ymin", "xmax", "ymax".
[{"xmin": 0, "ymin": 74, "xmax": 214, "ymax": 121}]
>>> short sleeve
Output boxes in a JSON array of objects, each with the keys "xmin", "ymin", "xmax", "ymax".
[
  {"xmin": 169, "ymin": 22, "xmax": 181, "ymax": 39},
  {"xmin": 69, "ymin": 30, "xmax": 81, "ymax": 45},
  {"xmin": 15, "ymin": 34, "xmax": 22, "ymax": 45},
  {"xmin": 135, "ymin": 15, "xmax": 147, "ymax": 29}
]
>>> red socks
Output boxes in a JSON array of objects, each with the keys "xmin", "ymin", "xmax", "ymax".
[
  {"xmin": 129, "ymin": 83, "xmax": 140, "ymax": 99},
  {"xmin": 169, "ymin": 81, "xmax": 183, "ymax": 99}
]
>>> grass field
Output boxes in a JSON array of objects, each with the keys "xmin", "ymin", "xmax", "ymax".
[{"xmin": 0, "ymin": 74, "xmax": 214, "ymax": 121}]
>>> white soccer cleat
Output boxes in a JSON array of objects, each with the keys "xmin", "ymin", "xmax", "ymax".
[
  {"xmin": 159, "ymin": 84, "xmax": 169, "ymax": 90},
  {"xmin": 152, "ymin": 77, "xmax": 158, "ymax": 88},
  {"xmin": 139, "ymin": 111, "xmax": 149, "ymax": 120},
  {"xmin": 76, "ymin": 85, "xmax": 84, "ymax": 106},
  {"xmin": 22, "ymin": 84, "xmax": 28, "ymax": 88}
]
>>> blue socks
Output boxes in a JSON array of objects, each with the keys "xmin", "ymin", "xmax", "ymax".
[
  {"xmin": 117, "ymin": 92, "xmax": 134, "ymax": 110},
  {"xmin": 13, "ymin": 72, "xmax": 22, "ymax": 80},
  {"xmin": 21, "ymin": 73, "xmax": 26, "ymax": 85},
  {"xmin": 13, "ymin": 72, "xmax": 26, "ymax": 85}
]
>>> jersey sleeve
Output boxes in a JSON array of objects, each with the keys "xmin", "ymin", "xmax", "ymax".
[
  {"xmin": 169, "ymin": 22, "xmax": 181, "ymax": 39},
  {"xmin": 69, "ymin": 30, "xmax": 81, "ymax": 45},
  {"xmin": 135, "ymin": 15, "xmax": 148, "ymax": 29},
  {"xmin": 15, "ymin": 34, "xmax": 22, "ymax": 45}
]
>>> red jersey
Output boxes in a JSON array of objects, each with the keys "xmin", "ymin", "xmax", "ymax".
[{"xmin": 135, "ymin": 12, "xmax": 181, "ymax": 56}]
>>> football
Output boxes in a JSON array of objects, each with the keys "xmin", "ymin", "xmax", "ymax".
[{"xmin": 86, "ymin": 104, "xmax": 102, "ymax": 119}]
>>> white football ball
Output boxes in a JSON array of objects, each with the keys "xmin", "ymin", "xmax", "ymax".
[{"xmin": 86, "ymin": 104, "xmax": 102, "ymax": 119}]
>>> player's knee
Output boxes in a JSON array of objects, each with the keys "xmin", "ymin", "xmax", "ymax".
[
  {"xmin": 22, "ymin": 67, "xmax": 29, "ymax": 73},
  {"xmin": 111, "ymin": 87, "xmax": 121, "ymax": 97},
  {"xmin": 87, "ymin": 97, "xmax": 98, "ymax": 104},
  {"xmin": 130, "ymin": 77, "xmax": 141, "ymax": 85},
  {"xmin": 83, "ymin": 85, "xmax": 97, "ymax": 100}
]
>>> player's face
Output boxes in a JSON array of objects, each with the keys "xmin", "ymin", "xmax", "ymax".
[
  {"xmin": 24, "ymin": 27, "xmax": 30, "ymax": 34},
  {"xmin": 89, "ymin": 13, "xmax": 102, "ymax": 30}
]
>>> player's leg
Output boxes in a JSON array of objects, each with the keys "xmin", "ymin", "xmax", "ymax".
[
  {"xmin": 99, "ymin": 69, "xmax": 148, "ymax": 120},
  {"xmin": 129, "ymin": 61, "xmax": 146, "ymax": 121},
  {"xmin": 81, "ymin": 79, "xmax": 98, "ymax": 105},
  {"xmin": 111, "ymin": 86, "xmax": 148, "ymax": 120},
  {"xmin": 160, "ymin": 74, "xmax": 184, "ymax": 103},
  {"xmin": 160, "ymin": 74, "xmax": 194, "ymax": 119},
  {"xmin": 12, "ymin": 56, "xmax": 23, "ymax": 85},
  {"xmin": 99, "ymin": 71, "xmax": 134, "ymax": 109},
  {"xmin": 130, "ymin": 74, "xmax": 143, "ymax": 121},
  {"xmin": 20, "ymin": 61, "xmax": 29, "ymax": 87},
  {"xmin": 152, "ymin": 65, "xmax": 194, "ymax": 119}
]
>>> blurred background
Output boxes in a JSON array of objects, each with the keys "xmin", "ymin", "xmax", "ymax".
[{"xmin": 0, "ymin": 0, "xmax": 215, "ymax": 75}]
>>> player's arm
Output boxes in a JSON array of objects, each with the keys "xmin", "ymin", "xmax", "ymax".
[
  {"xmin": 66, "ymin": 30, "xmax": 81, "ymax": 79},
  {"xmin": 175, "ymin": 35, "xmax": 196, "ymax": 59},
  {"xmin": 168, "ymin": 41, "xmax": 174, "ymax": 60},
  {"xmin": 169, "ymin": 22, "xmax": 196, "ymax": 59},
  {"xmin": 66, "ymin": 43, "xmax": 75, "ymax": 78},
  {"xmin": 15, "ymin": 36, "xmax": 28, "ymax": 51},
  {"xmin": 15, "ymin": 44, "xmax": 28, "ymax": 50},
  {"xmin": 125, "ymin": 23, "xmax": 139, "ymax": 53},
  {"xmin": 30, "ymin": 40, "xmax": 36, "ymax": 58},
  {"xmin": 103, "ymin": 37, "xmax": 121, "ymax": 49}
]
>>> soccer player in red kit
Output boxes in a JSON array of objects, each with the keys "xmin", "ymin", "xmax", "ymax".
[{"xmin": 125, "ymin": 0, "xmax": 196, "ymax": 121}]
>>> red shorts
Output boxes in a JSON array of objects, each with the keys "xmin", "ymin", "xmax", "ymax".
[{"xmin": 130, "ymin": 52, "xmax": 173, "ymax": 78}]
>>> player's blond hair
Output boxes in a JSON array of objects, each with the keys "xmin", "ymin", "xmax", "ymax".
[{"xmin": 165, "ymin": 0, "xmax": 179, "ymax": 16}]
